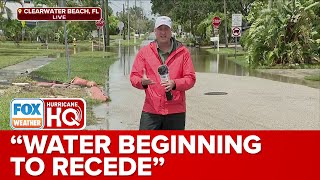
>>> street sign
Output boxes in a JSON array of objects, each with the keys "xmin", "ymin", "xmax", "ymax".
[
  {"xmin": 210, "ymin": 36, "xmax": 220, "ymax": 51},
  {"xmin": 118, "ymin": 21, "xmax": 124, "ymax": 31},
  {"xmin": 95, "ymin": 19, "xmax": 105, "ymax": 29},
  {"xmin": 210, "ymin": 37, "xmax": 219, "ymax": 42},
  {"xmin": 213, "ymin": 28, "xmax": 219, "ymax": 35},
  {"xmin": 232, "ymin": 14, "xmax": 242, "ymax": 27},
  {"xmin": 232, "ymin": 26, "xmax": 241, "ymax": 37},
  {"xmin": 212, "ymin": 16, "xmax": 221, "ymax": 28}
]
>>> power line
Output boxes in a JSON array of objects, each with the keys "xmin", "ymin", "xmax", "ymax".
[{"xmin": 109, "ymin": 2, "xmax": 122, "ymax": 9}]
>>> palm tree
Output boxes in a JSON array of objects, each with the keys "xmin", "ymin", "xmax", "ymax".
[{"xmin": 0, "ymin": 0, "xmax": 22, "ymax": 19}]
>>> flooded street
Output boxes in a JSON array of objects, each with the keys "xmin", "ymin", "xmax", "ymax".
[
  {"xmin": 108, "ymin": 41, "xmax": 319, "ymax": 90},
  {"xmin": 93, "ymin": 39, "xmax": 320, "ymax": 130},
  {"xmin": 1, "ymin": 40, "xmax": 318, "ymax": 130}
]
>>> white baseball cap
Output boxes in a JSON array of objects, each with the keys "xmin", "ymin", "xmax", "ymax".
[{"xmin": 154, "ymin": 16, "xmax": 172, "ymax": 29}]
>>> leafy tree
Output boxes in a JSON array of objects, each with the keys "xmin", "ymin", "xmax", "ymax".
[
  {"xmin": 32, "ymin": 0, "xmax": 59, "ymax": 7},
  {"xmin": 3, "ymin": 19, "xmax": 22, "ymax": 43},
  {"xmin": 116, "ymin": 6, "xmax": 153, "ymax": 37},
  {"xmin": 108, "ymin": 15, "xmax": 119, "ymax": 35},
  {"xmin": 151, "ymin": 0, "xmax": 213, "ymax": 35},
  {"xmin": 32, "ymin": 0, "xmax": 114, "ymax": 42},
  {"xmin": 150, "ymin": 0, "xmax": 174, "ymax": 16},
  {"xmin": 197, "ymin": 12, "xmax": 229, "ymax": 44},
  {"xmin": 243, "ymin": 0, "xmax": 320, "ymax": 66},
  {"xmin": 31, "ymin": 22, "xmax": 56, "ymax": 43}
]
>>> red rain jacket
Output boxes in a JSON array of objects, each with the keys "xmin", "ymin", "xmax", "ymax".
[{"xmin": 130, "ymin": 40, "xmax": 196, "ymax": 115}]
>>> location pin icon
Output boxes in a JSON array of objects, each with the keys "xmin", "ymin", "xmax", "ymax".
[{"xmin": 18, "ymin": 8, "xmax": 22, "ymax": 14}]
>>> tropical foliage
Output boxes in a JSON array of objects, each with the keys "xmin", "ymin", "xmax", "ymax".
[
  {"xmin": 150, "ymin": 0, "xmax": 319, "ymax": 67},
  {"xmin": 242, "ymin": 0, "xmax": 320, "ymax": 66},
  {"xmin": 2, "ymin": 19, "xmax": 22, "ymax": 43},
  {"xmin": 197, "ymin": 12, "xmax": 229, "ymax": 44}
]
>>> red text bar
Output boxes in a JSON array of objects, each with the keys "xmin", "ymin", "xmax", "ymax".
[{"xmin": 17, "ymin": 7, "xmax": 102, "ymax": 21}]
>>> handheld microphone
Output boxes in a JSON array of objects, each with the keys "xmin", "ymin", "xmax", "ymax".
[{"xmin": 158, "ymin": 64, "xmax": 173, "ymax": 101}]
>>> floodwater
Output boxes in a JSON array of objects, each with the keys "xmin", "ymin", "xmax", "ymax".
[
  {"xmin": 107, "ymin": 41, "xmax": 319, "ymax": 89},
  {"xmin": 91, "ymin": 40, "xmax": 319, "ymax": 130},
  {"xmin": 80, "ymin": 39, "xmax": 320, "ymax": 129},
  {"xmin": 1, "ymin": 40, "xmax": 318, "ymax": 89},
  {"xmin": 189, "ymin": 48, "xmax": 320, "ymax": 89}
]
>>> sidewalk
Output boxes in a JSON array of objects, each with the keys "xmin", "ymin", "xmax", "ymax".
[{"xmin": 0, "ymin": 56, "xmax": 56, "ymax": 83}]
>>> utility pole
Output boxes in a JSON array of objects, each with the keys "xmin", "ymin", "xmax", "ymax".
[
  {"xmin": 140, "ymin": 0, "xmax": 142, "ymax": 36},
  {"xmin": 135, "ymin": 0, "xmax": 137, "ymax": 34},
  {"xmin": 105, "ymin": 0, "xmax": 109, "ymax": 46},
  {"xmin": 101, "ymin": 0, "xmax": 107, "ymax": 51},
  {"xmin": 224, "ymin": 0, "xmax": 228, "ymax": 48},
  {"xmin": 60, "ymin": 0, "xmax": 70, "ymax": 80},
  {"xmin": 127, "ymin": 0, "xmax": 130, "ymax": 40},
  {"xmin": 123, "ymin": 3, "xmax": 126, "ymax": 40}
]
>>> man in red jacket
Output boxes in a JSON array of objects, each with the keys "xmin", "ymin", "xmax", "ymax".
[{"xmin": 130, "ymin": 16, "xmax": 196, "ymax": 130}]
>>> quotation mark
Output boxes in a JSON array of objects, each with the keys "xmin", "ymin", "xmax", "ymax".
[
  {"xmin": 11, "ymin": 135, "xmax": 23, "ymax": 145},
  {"xmin": 153, "ymin": 157, "xmax": 165, "ymax": 166}
]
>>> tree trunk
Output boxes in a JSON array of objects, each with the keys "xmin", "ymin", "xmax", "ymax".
[{"xmin": 268, "ymin": 0, "xmax": 273, "ymax": 9}]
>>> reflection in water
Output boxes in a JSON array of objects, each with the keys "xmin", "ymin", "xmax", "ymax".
[
  {"xmin": 190, "ymin": 47, "xmax": 248, "ymax": 76},
  {"xmin": 104, "ymin": 42, "xmax": 320, "ymax": 89},
  {"xmin": 118, "ymin": 46, "xmax": 135, "ymax": 76},
  {"xmin": 190, "ymin": 47, "xmax": 319, "ymax": 89}
]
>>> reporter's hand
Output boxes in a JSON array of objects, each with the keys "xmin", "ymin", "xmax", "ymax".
[
  {"xmin": 161, "ymin": 80, "xmax": 175, "ymax": 92},
  {"xmin": 141, "ymin": 68, "xmax": 155, "ymax": 86}
]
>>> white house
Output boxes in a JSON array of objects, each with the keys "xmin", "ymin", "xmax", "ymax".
[{"xmin": 3, "ymin": 0, "xmax": 35, "ymax": 20}]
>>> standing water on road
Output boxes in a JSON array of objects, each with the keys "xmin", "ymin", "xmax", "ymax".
[
  {"xmin": 190, "ymin": 48, "xmax": 319, "ymax": 89},
  {"xmin": 90, "ymin": 39, "xmax": 319, "ymax": 130},
  {"xmin": 108, "ymin": 42, "xmax": 319, "ymax": 89}
]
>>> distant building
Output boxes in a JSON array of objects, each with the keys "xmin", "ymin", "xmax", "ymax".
[
  {"xmin": 4, "ymin": 0, "xmax": 37, "ymax": 26},
  {"xmin": 3, "ymin": 0, "xmax": 35, "ymax": 19}
]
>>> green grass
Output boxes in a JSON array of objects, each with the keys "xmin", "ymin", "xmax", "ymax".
[
  {"xmin": 0, "ymin": 42, "xmax": 120, "ymax": 130},
  {"xmin": 227, "ymin": 55, "xmax": 249, "ymax": 68},
  {"xmin": 0, "ymin": 41, "xmax": 92, "ymax": 50},
  {"xmin": 305, "ymin": 74, "xmax": 320, "ymax": 81},
  {"xmin": 259, "ymin": 63, "xmax": 320, "ymax": 69},
  {"xmin": 0, "ymin": 47, "xmax": 63, "ymax": 68},
  {"xmin": 0, "ymin": 41, "xmax": 64, "ymax": 49},
  {"xmin": 205, "ymin": 47, "xmax": 250, "ymax": 68},
  {"xmin": 31, "ymin": 51, "xmax": 117, "ymax": 85},
  {"xmin": 0, "ymin": 50, "xmax": 118, "ymax": 130},
  {"xmin": 109, "ymin": 35, "xmax": 144, "ymax": 46},
  {"xmin": 119, "ymin": 38, "xmax": 143, "ymax": 46},
  {"xmin": 206, "ymin": 47, "xmax": 246, "ymax": 55}
]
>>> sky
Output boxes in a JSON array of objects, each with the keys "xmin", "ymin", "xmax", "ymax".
[{"xmin": 109, "ymin": 0, "xmax": 154, "ymax": 19}]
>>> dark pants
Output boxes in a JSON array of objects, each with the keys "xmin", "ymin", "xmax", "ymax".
[{"xmin": 139, "ymin": 111, "xmax": 186, "ymax": 130}]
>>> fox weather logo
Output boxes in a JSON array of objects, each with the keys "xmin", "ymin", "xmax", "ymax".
[
  {"xmin": 10, "ymin": 98, "xmax": 44, "ymax": 130},
  {"xmin": 10, "ymin": 98, "xmax": 86, "ymax": 130}
]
